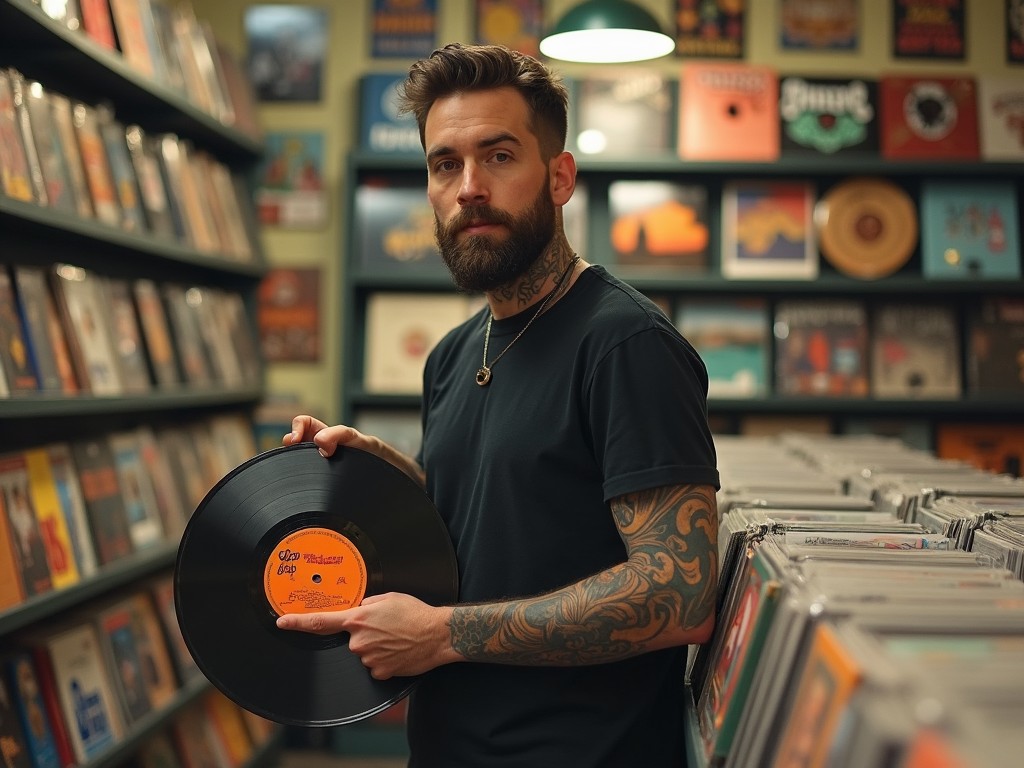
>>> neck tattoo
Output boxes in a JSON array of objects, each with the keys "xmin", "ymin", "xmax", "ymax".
[{"xmin": 475, "ymin": 255, "xmax": 581, "ymax": 387}]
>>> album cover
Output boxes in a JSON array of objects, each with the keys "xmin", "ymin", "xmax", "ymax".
[
  {"xmin": 358, "ymin": 72, "xmax": 420, "ymax": 154},
  {"xmin": 131, "ymin": 278, "xmax": 181, "ymax": 388},
  {"xmin": 100, "ymin": 277, "xmax": 153, "ymax": 393},
  {"xmin": 0, "ymin": 452, "xmax": 52, "ymax": 598},
  {"xmin": 48, "ymin": 92, "xmax": 95, "ymax": 220},
  {"xmin": 892, "ymin": 0, "xmax": 965, "ymax": 59},
  {"xmin": 608, "ymin": 180, "xmax": 708, "ymax": 270},
  {"xmin": 0, "ymin": 269, "xmax": 40, "ymax": 396},
  {"xmin": 161, "ymin": 284, "xmax": 213, "ymax": 386},
  {"xmin": 95, "ymin": 598, "xmax": 153, "ymax": 725},
  {"xmin": 43, "ymin": 621, "xmax": 123, "ymax": 762},
  {"xmin": 935, "ymin": 423, "xmax": 1024, "ymax": 477},
  {"xmin": 0, "ymin": 69, "xmax": 34, "ymax": 203},
  {"xmin": 188, "ymin": 287, "xmax": 245, "ymax": 387},
  {"xmin": 71, "ymin": 101, "xmax": 122, "ymax": 227},
  {"xmin": 966, "ymin": 297, "xmax": 1024, "ymax": 396},
  {"xmin": 364, "ymin": 293, "xmax": 474, "ymax": 394},
  {"xmin": 70, "ymin": 438, "xmax": 133, "ymax": 566},
  {"xmin": 79, "ymin": 0, "xmax": 118, "ymax": 50},
  {"xmin": 0, "ymin": 672, "xmax": 32, "ymax": 768},
  {"xmin": 108, "ymin": 0, "xmax": 160, "ymax": 80},
  {"xmin": 919, "ymin": 181, "xmax": 1021, "ymax": 279},
  {"xmin": 721, "ymin": 181, "xmax": 817, "ymax": 280},
  {"xmin": 675, "ymin": 298, "xmax": 769, "ymax": 398},
  {"xmin": 127, "ymin": 591, "xmax": 179, "ymax": 710},
  {"xmin": 8, "ymin": 70, "xmax": 48, "ymax": 206},
  {"xmin": 779, "ymin": 0, "xmax": 858, "ymax": 50},
  {"xmin": 254, "ymin": 131, "xmax": 327, "ymax": 229},
  {"xmin": 134, "ymin": 426, "xmax": 189, "ymax": 543},
  {"xmin": 203, "ymin": 691, "xmax": 254, "ymax": 768},
  {"xmin": 356, "ymin": 179, "xmax": 444, "ymax": 272},
  {"xmin": 125, "ymin": 124, "xmax": 176, "ymax": 239},
  {"xmin": 245, "ymin": 4, "xmax": 327, "ymax": 101},
  {"xmin": 21, "ymin": 79, "xmax": 77, "ymax": 214},
  {"xmin": 678, "ymin": 62, "xmax": 779, "ymax": 162},
  {"xmin": 774, "ymin": 299, "xmax": 869, "ymax": 397},
  {"xmin": 12, "ymin": 265, "xmax": 77, "ymax": 395},
  {"xmin": 572, "ymin": 71, "xmax": 675, "ymax": 157},
  {"xmin": 172, "ymin": 702, "xmax": 223, "ymax": 768},
  {"xmin": 50, "ymin": 264, "xmax": 123, "ymax": 396},
  {"xmin": 474, "ymin": 0, "xmax": 542, "ymax": 56},
  {"xmin": 0, "ymin": 492, "xmax": 26, "ymax": 610},
  {"xmin": 107, "ymin": 431, "xmax": 165, "ymax": 551},
  {"xmin": 45, "ymin": 442, "xmax": 99, "ymax": 580},
  {"xmin": 149, "ymin": 573, "xmax": 202, "ymax": 683},
  {"xmin": 258, "ymin": 267, "xmax": 321, "ymax": 363},
  {"xmin": 778, "ymin": 76, "xmax": 879, "ymax": 155},
  {"xmin": 675, "ymin": 0, "xmax": 744, "ymax": 58},
  {"xmin": 23, "ymin": 447, "xmax": 80, "ymax": 591},
  {"xmin": 879, "ymin": 74, "xmax": 979, "ymax": 160},
  {"xmin": 155, "ymin": 426, "xmax": 211, "ymax": 514},
  {"xmin": 977, "ymin": 77, "xmax": 1024, "ymax": 160},
  {"xmin": 870, "ymin": 303, "xmax": 962, "ymax": 400},
  {"xmin": 3, "ymin": 651, "xmax": 62, "ymax": 768}
]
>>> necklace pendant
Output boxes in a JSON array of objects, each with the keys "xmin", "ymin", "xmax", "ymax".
[{"xmin": 475, "ymin": 366, "xmax": 492, "ymax": 387}]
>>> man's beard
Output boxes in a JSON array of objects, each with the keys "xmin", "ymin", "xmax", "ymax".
[{"xmin": 434, "ymin": 182, "xmax": 555, "ymax": 293}]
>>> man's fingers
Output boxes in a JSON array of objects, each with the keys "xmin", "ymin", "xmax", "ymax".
[{"xmin": 276, "ymin": 612, "xmax": 347, "ymax": 635}]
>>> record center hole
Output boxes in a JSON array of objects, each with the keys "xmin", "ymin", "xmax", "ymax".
[{"xmin": 312, "ymin": 574, "xmax": 322, "ymax": 584}]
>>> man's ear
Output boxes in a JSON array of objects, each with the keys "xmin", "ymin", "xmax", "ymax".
[{"xmin": 550, "ymin": 151, "xmax": 577, "ymax": 207}]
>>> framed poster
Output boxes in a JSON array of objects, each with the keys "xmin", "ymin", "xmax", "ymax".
[
  {"xmin": 371, "ymin": 0, "xmax": 437, "ymax": 59},
  {"xmin": 258, "ymin": 268, "xmax": 321, "ymax": 363},
  {"xmin": 474, "ymin": 0, "xmax": 542, "ymax": 57},
  {"xmin": 779, "ymin": 0, "xmax": 858, "ymax": 51},
  {"xmin": 245, "ymin": 5, "xmax": 327, "ymax": 101},
  {"xmin": 675, "ymin": 0, "xmax": 745, "ymax": 58},
  {"xmin": 254, "ymin": 131, "xmax": 327, "ymax": 229},
  {"xmin": 1009, "ymin": 0, "xmax": 1024, "ymax": 63},
  {"xmin": 721, "ymin": 181, "xmax": 817, "ymax": 280},
  {"xmin": 893, "ymin": 0, "xmax": 965, "ymax": 60}
]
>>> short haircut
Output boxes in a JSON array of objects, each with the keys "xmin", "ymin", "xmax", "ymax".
[{"xmin": 397, "ymin": 42, "xmax": 569, "ymax": 160}]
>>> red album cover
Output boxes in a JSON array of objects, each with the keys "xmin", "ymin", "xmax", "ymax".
[
  {"xmin": 879, "ymin": 74, "xmax": 979, "ymax": 160},
  {"xmin": 678, "ymin": 63, "xmax": 779, "ymax": 162}
]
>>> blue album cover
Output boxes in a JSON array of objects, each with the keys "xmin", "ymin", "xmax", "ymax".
[
  {"xmin": 5, "ymin": 653, "xmax": 61, "ymax": 768},
  {"xmin": 359, "ymin": 74, "xmax": 420, "ymax": 154},
  {"xmin": 920, "ymin": 182, "xmax": 1021, "ymax": 279}
]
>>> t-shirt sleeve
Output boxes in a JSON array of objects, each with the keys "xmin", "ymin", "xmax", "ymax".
[{"xmin": 587, "ymin": 327, "xmax": 721, "ymax": 500}]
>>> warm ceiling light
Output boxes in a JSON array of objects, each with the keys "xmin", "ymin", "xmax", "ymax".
[{"xmin": 539, "ymin": 0, "xmax": 676, "ymax": 64}]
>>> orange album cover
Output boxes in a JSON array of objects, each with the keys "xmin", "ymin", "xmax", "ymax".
[
  {"xmin": 879, "ymin": 75, "xmax": 979, "ymax": 160},
  {"xmin": 935, "ymin": 423, "xmax": 1024, "ymax": 477},
  {"xmin": 678, "ymin": 63, "xmax": 779, "ymax": 162},
  {"xmin": 771, "ymin": 623, "xmax": 863, "ymax": 768}
]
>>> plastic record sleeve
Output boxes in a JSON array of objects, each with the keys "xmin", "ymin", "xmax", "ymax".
[{"xmin": 174, "ymin": 443, "xmax": 459, "ymax": 726}]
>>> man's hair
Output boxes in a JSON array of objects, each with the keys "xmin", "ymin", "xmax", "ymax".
[{"xmin": 396, "ymin": 43, "xmax": 569, "ymax": 159}]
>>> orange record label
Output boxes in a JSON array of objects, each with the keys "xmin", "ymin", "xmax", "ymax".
[{"xmin": 264, "ymin": 527, "xmax": 367, "ymax": 616}]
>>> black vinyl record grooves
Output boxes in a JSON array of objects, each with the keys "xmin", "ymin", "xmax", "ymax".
[{"xmin": 174, "ymin": 443, "xmax": 458, "ymax": 726}]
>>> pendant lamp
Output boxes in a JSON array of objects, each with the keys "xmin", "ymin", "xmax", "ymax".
[{"xmin": 539, "ymin": 0, "xmax": 676, "ymax": 64}]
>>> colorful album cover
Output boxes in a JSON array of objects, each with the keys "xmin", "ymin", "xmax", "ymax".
[
  {"xmin": 609, "ymin": 180, "xmax": 708, "ymax": 270},
  {"xmin": 8, "ymin": 70, "xmax": 48, "ymax": 206},
  {"xmin": 70, "ymin": 438, "xmax": 133, "ymax": 566},
  {"xmin": 98, "ymin": 112, "xmax": 146, "ymax": 233},
  {"xmin": 572, "ymin": 72, "xmax": 676, "ymax": 157},
  {"xmin": 721, "ymin": 181, "xmax": 817, "ymax": 280},
  {"xmin": 0, "ymin": 69, "xmax": 34, "ymax": 203},
  {"xmin": 359, "ymin": 73, "xmax": 420, "ymax": 154},
  {"xmin": 0, "ymin": 673, "xmax": 32, "ymax": 768},
  {"xmin": 4, "ymin": 652, "xmax": 62, "ymax": 768},
  {"xmin": 0, "ymin": 451, "xmax": 53, "ymax": 597},
  {"xmin": 96, "ymin": 600, "xmax": 153, "ymax": 724},
  {"xmin": 101, "ymin": 277, "xmax": 153, "ymax": 393},
  {"xmin": 15, "ymin": 262, "xmax": 72, "ymax": 395},
  {"xmin": 977, "ymin": 77, "xmax": 1024, "ymax": 160},
  {"xmin": 245, "ymin": 4, "xmax": 327, "ymax": 101},
  {"xmin": 258, "ymin": 267, "xmax": 321, "ymax": 363},
  {"xmin": 22, "ymin": 79, "xmax": 76, "ymax": 214},
  {"xmin": 879, "ymin": 75, "xmax": 979, "ymax": 160},
  {"xmin": 46, "ymin": 442, "xmax": 99, "ymax": 579},
  {"xmin": 893, "ymin": 0, "xmax": 965, "ymax": 59},
  {"xmin": 0, "ymin": 269, "xmax": 40, "ymax": 396},
  {"xmin": 474, "ymin": 0, "xmax": 542, "ymax": 56},
  {"xmin": 131, "ymin": 279, "xmax": 181, "ymax": 388},
  {"xmin": 675, "ymin": 0, "xmax": 744, "ymax": 58},
  {"xmin": 676, "ymin": 298, "xmax": 769, "ymax": 398},
  {"xmin": 779, "ymin": 76, "xmax": 879, "ymax": 155},
  {"xmin": 935, "ymin": 423, "xmax": 1024, "ymax": 477},
  {"xmin": 254, "ymin": 131, "xmax": 327, "ymax": 228},
  {"xmin": 23, "ymin": 447, "xmax": 81, "ymax": 590},
  {"xmin": 107, "ymin": 431, "xmax": 164, "ymax": 551},
  {"xmin": 779, "ymin": 0, "xmax": 858, "ymax": 50},
  {"xmin": 870, "ymin": 303, "xmax": 962, "ymax": 400},
  {"xmin": 370, "ymin": 0, "xmax": 437, "ymax": 59},
  {"xmin": 356, "ymin": 179, "xmax": 444, "ymax": 272},
  {"xmin": 678, "ymin": 62, "xmax": 778, "ymax": 162},
  {"xmin": 774, "ymin": 299, "xmax": 869, "ymax": 397},
  {"xmin": 965, "ymin": 297, "xmax": 1024, "ymax": 396},
  {"xmin": 72, "ymin": 101, "xmax": 122, "ymax": 227},
  {"xmin": 919, "ymin": 181, "xmax": 1021, "ymax": 279},
  {"xmin": 50, "ymin": 264, "xmax": 123, "ymax": 396}
]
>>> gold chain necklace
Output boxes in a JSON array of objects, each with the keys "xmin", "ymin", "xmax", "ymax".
[{"xmin": 475, "ymin": 255, "xmax": 580, "ymax": 387}]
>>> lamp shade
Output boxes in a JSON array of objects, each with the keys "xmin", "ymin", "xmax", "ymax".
[{"xmin": 539, "ymin": 0, "xmax": 676, "ymax": 64}]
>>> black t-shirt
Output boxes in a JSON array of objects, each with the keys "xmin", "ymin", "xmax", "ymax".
[{"xmin": 408, "ymin": 266, "xmax": 719, "ymax": 767}]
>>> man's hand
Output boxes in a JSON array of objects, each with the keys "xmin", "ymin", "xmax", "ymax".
[{"xmin": 276, "ymin": 593, "xmax": 459, "ymax": 679}]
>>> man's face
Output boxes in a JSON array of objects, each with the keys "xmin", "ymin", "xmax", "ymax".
[{"xmin": 424, "ymin": 87, "xmax": 556, "ymax": 293}]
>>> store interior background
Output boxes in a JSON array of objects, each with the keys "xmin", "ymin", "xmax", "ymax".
[{"xmin": 190, "ymin": 0, "xmax": 1019, "ymax": 426}]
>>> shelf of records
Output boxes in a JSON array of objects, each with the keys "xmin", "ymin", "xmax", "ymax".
[
  {"xmin": 686, "ymin": 431, "xmax": 1024, "ymax": 768},
  {"xmin": 345, "ymin": 290, "xmax": 1024, "ymax": 415},
  {"xmin": 348, "ymin": 169, "xmax": 1022, "ymax": 288},
  {"xmin": 1, "ymin": 67, "xmax": 264, "ymax": 270},
  {"xmin": 357, "ymin": 66, "xmax": 1024, "ymax": 165},
  {"xmin": 0, "ymin": 412, "xmax": 257, "ymax": 626},
  {"xmin": 0, "ymin": 262, "xmax": 264, "ymax": 415},
  {"xmin": 0, "ymin": 572, "xmax": 281, "ymax": 768},
  {"xmin": 0, "ymin": 0, "xmax": 261, "ymax": 157}
]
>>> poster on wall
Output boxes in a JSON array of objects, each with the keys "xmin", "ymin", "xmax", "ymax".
[
  {"xmin": 244, "ymin": 5, "xmax": 327, "ymax": 101},
  {"xmin": 675, "ymin": 0, "xmax": 745, "ymax": 59},
  {"xmin": 254, "ymin": 131, "xmax": 328, "ymax": 229},
  {"xmin": 371, "ymin": 0, "xmax": 437, "ymax": 59},
  {"xmin": 892, "ymin": 0, "xmax": 965, "ymax": 60},
  {"xmin": 779, "ymin": 0, "xmax": 859, "ymax": 51},
  {"xmin": 1009, "ymin": 0, "xmax": 1024, "ymax": 63},
  {"xmin": 258, "ymin": 268, "xmax": 321, "ymax": 363},
  {"xmin": 474, "ymin": 0, "xmax": 543, "ymax": 57}
]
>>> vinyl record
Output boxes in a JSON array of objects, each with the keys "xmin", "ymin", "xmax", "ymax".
[
  {"xmin": 815, "ymin": 177, "xmax": 918, "ymax": 280},
  {"xmin": 174, "ymin": 443, "xmax": 458, "ymax": 726}
]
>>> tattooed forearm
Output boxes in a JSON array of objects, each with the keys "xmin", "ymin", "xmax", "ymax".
[{"xmin": 449, "ymin": 483, "xmax": 718, "ymax": 665}]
